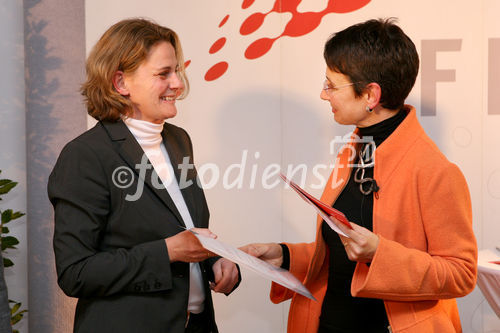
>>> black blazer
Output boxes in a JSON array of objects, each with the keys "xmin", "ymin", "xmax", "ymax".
[{"xmin": 48, "ymin": 120, "xmax": 234, "ymax": 333}]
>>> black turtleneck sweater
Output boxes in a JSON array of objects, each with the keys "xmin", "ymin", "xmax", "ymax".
[{"xmin": 317, "ymin": 109, "xmax": 407, "ymax": 333}]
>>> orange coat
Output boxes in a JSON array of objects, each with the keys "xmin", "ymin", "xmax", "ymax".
[{"xmin": 270, "ymin": 106, "xmax": 477, "ymax": 333}]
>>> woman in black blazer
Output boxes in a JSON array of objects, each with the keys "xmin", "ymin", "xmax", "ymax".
[{"xmin": 48, "ymin": 18, "xmax": 240, "ymax": 333}]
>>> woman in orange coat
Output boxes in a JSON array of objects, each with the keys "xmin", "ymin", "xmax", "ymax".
[{"xmin": 243, "ymin": 18, "xmax": 477, "ymax": 332}]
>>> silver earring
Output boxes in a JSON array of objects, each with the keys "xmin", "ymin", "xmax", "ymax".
[{"xmin": 366, "ymin": 106, "xmax": 373, "ymax": 113}]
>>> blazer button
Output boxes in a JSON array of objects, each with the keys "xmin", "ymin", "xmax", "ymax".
[{"xmin": 134, "ymin": 284, "xmax": 141, "ymax": 292}]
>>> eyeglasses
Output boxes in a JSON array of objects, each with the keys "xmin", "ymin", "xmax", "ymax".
[{"xmin": 322, "ymin": 80, "xmax": 360, "ymax": 95}]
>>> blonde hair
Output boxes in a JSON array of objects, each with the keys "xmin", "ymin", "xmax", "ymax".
[{"xmin": 81, "ymin": 18, "xmax": 189, "ymax": 122}]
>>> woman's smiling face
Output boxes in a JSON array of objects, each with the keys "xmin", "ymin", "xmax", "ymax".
[{"xmin": 123, "ymin": 41, "xmax": 184, "ymax": 124}]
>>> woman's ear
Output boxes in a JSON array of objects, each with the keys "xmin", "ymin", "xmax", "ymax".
[
  {"xmin": 365, "ymin": 82, "xmax": 382, "ymax": 110},
  {"xmin": 112, "ymin": 71, "xmax": 129, "ymax": 96}
]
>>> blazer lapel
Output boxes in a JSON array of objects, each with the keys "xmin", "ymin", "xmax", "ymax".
[
  {"xmin": 100, "ymin": 121, "xmax": 186, "ymax": 228},
  {"xmin": 161, "ymin": 128, "xmax": 199, "ymax": 227}
]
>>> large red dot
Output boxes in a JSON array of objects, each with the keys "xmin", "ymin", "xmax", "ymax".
[
  {"xmin": 240, "ymin": 12, "xmax": 265, "ymax": 35},
  {"xmin": 209, "ymin": 37, "xmax": 227, "ymax": 54},
  {"xmin": 282, "ymin": 13, "xmax": 322, "ymax": 37},
  {"xmin": 244, "ymin": 38, "xmax": 275, "ymax": 60},
  {"xmin": 326, "ymin": 0, "xmax": 371, "ymax": 13},
  {"xmin": 205, "ymin": 62, "xmax": 229, "ymax": 81},
  {"xmin": 241, "ymin": 0, "xmax": 255, "ymax": 9}
]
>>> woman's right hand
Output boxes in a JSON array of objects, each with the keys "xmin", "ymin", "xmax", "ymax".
[
  {"xmin": 240, "ymin": 243, "xmax": 283, "ymax": 267},
  {"xmin": 165, "ymin": 228, "xmax": 217, "ymax": 263}
]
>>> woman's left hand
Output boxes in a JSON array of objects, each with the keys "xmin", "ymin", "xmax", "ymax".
[
  {"xmin": 210, "ymin": 258, "xmax": 239, "ymax": 294},
  {"xmin": 336, "ymin": 220, "xmax": 379, "ymax": 263}
]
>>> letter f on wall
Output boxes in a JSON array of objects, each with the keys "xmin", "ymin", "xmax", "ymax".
[{"xmin": 421, "ymin": 39, "xmax": 462, "ymax": 116}]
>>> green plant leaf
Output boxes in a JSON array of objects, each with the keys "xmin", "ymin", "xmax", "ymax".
[
  {"xmin": 0, "ymin": 179, "xmax": 11, "ymax": 186},
  {"xmin": 1, "ymin": 209, "xmax": 12, "ymax": 224},
  {"xmin": 11, "ymin": 312, "xmax": 25, "ymax": 325},
  {"xmin": 9, "ymin": 299, "xmax": 27, "ymax": 325},
  {"xmin": 1, "ymin": 236, "xmax": 19, "ymax": 250},
  {"xmin": 10, "ymin": 302, "xmax": 20, "ymax": 314},
  {"xmin": 3, "ymin": 257, "xmax": 13, "ymax": 267},
  {"xmin": 0, "ymin": 181, "xmax": 17, "ymax": 195},
  {"xmin": 2, "ymin": 171, "xmax": 28, "ymax": 329},
  {"xmin": 11, "ymin": 212, "xmax": 25, "ymax": 220}
]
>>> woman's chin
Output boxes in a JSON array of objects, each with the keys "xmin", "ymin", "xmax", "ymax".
[
  {"xmin": 161, "ymin": 107, "xmax": 177, "ymax": 120},
  {"xmin": 333, "ymin": 113, "xmax": 346, "ymax": 125}
]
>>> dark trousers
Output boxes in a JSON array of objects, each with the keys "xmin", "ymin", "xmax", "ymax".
[{"xmin": 185, "ymin": 310, "xmax": 211, "ymax": 333}]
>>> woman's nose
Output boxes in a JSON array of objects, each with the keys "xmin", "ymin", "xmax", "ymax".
[
  {"xmin": 320, "ymin": 89, "xmax": 330, "ymax": 101},
  {"xmin": 170, "ymin": 71, "xmax": 184, "ymax": 90}
]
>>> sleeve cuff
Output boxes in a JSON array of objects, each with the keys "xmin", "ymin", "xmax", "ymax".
[{"xmin": 279, "ymin": 243, "xmax": 290, "ymax": 270}]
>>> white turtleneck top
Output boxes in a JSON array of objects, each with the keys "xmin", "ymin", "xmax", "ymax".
[{"xmin": 123, "ymin": 117, "xmax": 205, "ymax": 314}]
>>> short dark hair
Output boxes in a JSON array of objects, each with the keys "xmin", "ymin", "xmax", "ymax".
[{"xmin": 323, "ymin": 18, "xmax": 419, "ymax": 110}]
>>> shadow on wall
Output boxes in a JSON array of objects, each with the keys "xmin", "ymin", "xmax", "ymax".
[
  {"xmin": 210, "ymin": 88, "xmax": 339, "ymax": 243},
  {"xmin": 203, "ymin": 89, "xmax": 329, "ymax": 332},
  {"xmin": 24, "ymin": 0, "xmax": 64, "ymax": 332},
  {"xmin": 209, "ymin": 92, "xmax": 445, "ymax": 242}
]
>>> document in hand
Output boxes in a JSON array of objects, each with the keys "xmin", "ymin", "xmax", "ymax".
[
  {"xmin": 191, "ymin": 230, "xmax": 315, "ymax": 301},
  {"xmin": 280, "ymin": 173, "xmax": 352, "ymax": 237}
]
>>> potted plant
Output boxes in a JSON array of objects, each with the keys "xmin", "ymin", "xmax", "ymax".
[{"xmin": 0, "ymin": 170, "xmax": 27, "ymax": 333}]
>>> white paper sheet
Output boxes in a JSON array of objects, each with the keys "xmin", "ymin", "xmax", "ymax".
[
  {"xmin": 477, "ymin": 249, "xmax": 500, "ymax": 317},
  {"xmin": 192, "ymin": 231, "xmax": 315, "ymax": 300}
]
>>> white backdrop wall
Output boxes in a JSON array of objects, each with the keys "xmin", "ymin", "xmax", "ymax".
[{"xmin": 82, "ymin": 0, "xmax": 500, "ymax": 332}]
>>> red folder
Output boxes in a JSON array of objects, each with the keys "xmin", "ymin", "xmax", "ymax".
[{"xmin": 280, "ymin": 173, "xmax": 352, "ymax": 230}]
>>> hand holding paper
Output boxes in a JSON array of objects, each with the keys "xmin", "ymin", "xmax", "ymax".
[
  {"xmin": 191, "ymin": 230, "xmax": 315, "ymax": 300},
  {"xmin": 280, "ymin": 174, "xmax": 380, "ymax": 262}
]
